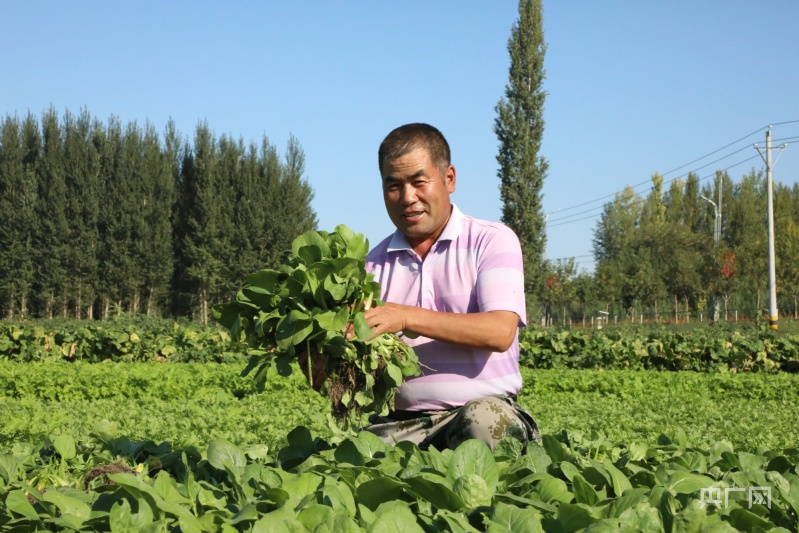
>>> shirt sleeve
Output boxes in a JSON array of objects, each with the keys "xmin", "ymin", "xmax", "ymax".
[{"xmin": 475, "ymin": 226, "xmax": 527, "ymax": 327}]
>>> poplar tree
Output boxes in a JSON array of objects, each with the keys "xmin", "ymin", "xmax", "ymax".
[
  {"xmin": 140, "ymin": 123, "xmax": 175, "ymax": 316},
  {"xmin": 62, "ymin": 109, "xmax": 101, "ymax": 318},
  {"xmin": 727, "ymin": 170, "xmax": 768, "ymax": 310},
  {"xmin": 177, "ymin": 122, "xmax": 227, "ymax": 323},
  {"xmin": 95, "ymin": 117, "xmax": 123, "ymax": 318},
  {"xmin": 0, "ymin": 115, "xmax": 36, "ymax": 318},
  {"xmin": 494, "ymin": 0, "xmax": 549, "ymax": 314},
  {"xmin": 35, "ymin": 108, "xmax": 70, "ymax": 318},
  {"xmin": 17, "ymin": 114, "xmax": 41, "ymax": 317}
]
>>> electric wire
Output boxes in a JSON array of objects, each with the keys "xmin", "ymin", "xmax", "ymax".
[
  {"xmin": 545, "ymin": 121, "xmax": 799, "ymax": 263},
  {"xmin": 546, "ymin": 153, "xmax": 762, "ymax": 227},
  {"xmin": 546, "ymin": 146, "xmax": 756, "ymax": 224},
  {"xmin": 545, "ymin": 122, "xmax": 799, "ymax": 219}
]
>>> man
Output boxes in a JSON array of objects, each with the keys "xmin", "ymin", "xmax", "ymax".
[{"xmin": 359, "ymin": 123, "xmax": 540, "ymax": 451}]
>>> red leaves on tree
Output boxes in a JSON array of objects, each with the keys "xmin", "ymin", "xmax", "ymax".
[{"xmin": 721, "ymin": 252, "xmax": 736, "ymax": 278}]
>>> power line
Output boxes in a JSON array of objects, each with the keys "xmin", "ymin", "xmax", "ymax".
[
  {"xmin": 543, "ymin": 122, "xmax": 798, "ymax": 264},
  {"xmin": 553, "ymin": 208, "xmax": 799, "ymax": 266},
  {"xmin": 546, "ymin": 147, "xmax": 757, "ymax": 224},
  {"xmin": 546, "ymin": 153, "xmax": 762, "ymax": 227},
  {"xmin": 658, "ymin": 126, "xmax": 766, "ymax": 178},
  {"xmin": 545, "ymin": 122, "xmax": 798, "ymax": 218}
]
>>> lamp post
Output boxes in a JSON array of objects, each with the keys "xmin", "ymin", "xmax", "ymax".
[{"xmin": 701, "ymin": 195, "xmax": 721, "ymax": 322}]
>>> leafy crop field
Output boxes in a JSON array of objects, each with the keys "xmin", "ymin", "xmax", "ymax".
[
  {"xmin": 2, "ymin": 362, "xmax": 799, "ymax": 530},
  {"xmin": 2, "ymin": 362, "xmax": 798, "ymax": 451},
  {"xmin": 4, "ymin": 319, "xmax": 799, "ymax": 374}
]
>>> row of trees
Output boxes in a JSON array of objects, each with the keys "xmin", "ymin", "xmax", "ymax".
[
  {"xmin": 0, "ymin": 108, "xmax": 316, "ymax": 321},
  {"xmin": 540, "ymin": 170, "xmax": 799, "ymax": 325}
]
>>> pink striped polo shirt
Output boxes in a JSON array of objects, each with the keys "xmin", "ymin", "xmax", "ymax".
[{"xmin": 365, "ymin": 204, "xmax": 526, "ymax": 411}]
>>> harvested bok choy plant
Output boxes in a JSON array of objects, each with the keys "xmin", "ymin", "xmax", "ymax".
[{"xmin": 213, "ymin": 225, "xmax": 420, "ymax": 428}]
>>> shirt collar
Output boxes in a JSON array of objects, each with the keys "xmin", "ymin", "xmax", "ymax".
[{"xmin": 387, "ymin": 203, "xmax": 463, "ymax": 252}]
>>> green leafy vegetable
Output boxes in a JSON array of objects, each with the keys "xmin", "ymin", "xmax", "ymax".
[{"xmin": 213, "ymin": 225, "xmax": 420, "ymax": 428}]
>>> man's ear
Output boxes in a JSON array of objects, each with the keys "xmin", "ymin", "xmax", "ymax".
[{"xmin": 445, "ymin": 165, "xmax": 456, "ymax": 193}]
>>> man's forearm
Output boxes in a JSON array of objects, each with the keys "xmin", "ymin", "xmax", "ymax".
[{"xmin": 364, "ymin": 303, "xmax": 519, "ymax": 353}]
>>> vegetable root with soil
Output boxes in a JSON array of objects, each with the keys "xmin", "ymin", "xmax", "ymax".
[{"xmin": 213, "ymin": 225, "xmax": 420, "ymax": 429}]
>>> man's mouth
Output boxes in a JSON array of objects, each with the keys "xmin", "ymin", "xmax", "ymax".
[{"xmin": 403, "ymin": 211, "xmax": 424, "ymax": 220}]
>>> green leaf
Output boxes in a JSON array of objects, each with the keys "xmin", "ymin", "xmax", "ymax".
[
  {"xmin": 298, "ymin": 244, "xmax": 324, "ymax": 265},
  {"xmin": 557, "ymin": 503, "xmax": 598, "ymax": 533},
  {"xmin": 333, "ymin": 439, "xmax": 365, "ymax": 466},
  {"xmin": 207, "ymin": 438, "xmax": 246, "ymax": 471},
  {"xmin": 608, "ymin": 488, "xmax": 650, "ymax": 518},
  {"xmin": 292, "ymin": 231, "xmax": 331, "ymax": 263},
  {"xmin": 356, "ymin": 477, "xmax": 409, "ymax": 511},
  {"xmin": 109, "ymin": 498, "xmax": 154, "ymax": 532},
  {"xmin": 321, "ymin": 477, "xmax": 357, "ymax": 518},
  {"xmin": 52, "ymin": 434, "xmax": 76, "ymax": 460},
  {"xmin": 279, "ymin": 471, "xmax": 323, "ymax": 508},
  {"xmin": 253, "ymin": 511, "xmax": 307, "ymax": 533},
  {"xmin": 353, "ymin": 430, "xmax": 389, "ymax": 459},
  {"xmin": 369, "ymin": 502, "xmax": 424, "ymax": 532},
  {"xmin": 616, "ymin": 506, "xmax": 664, "ymax": 533},
  {"xmin": 537, "ymin": 477, "xmax": 572, "ymax": 504},
  {"xmin": 672, "ymin": 499, "xmax": 706, "ymax": 533},
  {"xmin": 728, "ymin": 508, "xmax": 773, "ymax": 531},
  {"xmin": 447, "ymin": 439, "xmax": 499, "ymax": 492},
  {"xmin": 454, "ymin": 473, "xmax": 493, "ymax": 508},
  {"xmin": 315, "ymin": 307, "xmax": 349, "ymax": 332},
  {"xmin": 275, "ymin": 310, "xmax": 314, "ymax": 351},
  {"xmin": 434, "ymin": 509, "xmax": 482, "ymax": 532},
  {"xmin": 572, "ymin": 473, "xmax": 599, "ymax": 505},
  {"xmin": 542, "ymin": 434, "xmax": 568, "ymax": 462},
  {"xmin": 384, "ymin": 362, "xmax": 403, "ymax": 387},
  {"xmin": 405, "ymin": 473, "xmax": 466, "ymax": 511},
  {"xmin": 296, "ymin": 505, "xmax": 334, "ymax": 530},
  {"xmin": 559, "ymin": 460, "xmax": 581, "ymax": 481},
  {"xmin": 353, "ymin": 312, "xmax": 372, "ymax": 341},
  {"xmin": 485, "ymin": 501, "xmax": 543, "ymax": 533},
  {"xmin": 5, "ymin": 489, "xmax": 40, "ymax": 521},
  {"xmin": 277, "ymin": 426, "xmax": 317, "ymax": 470},
  {"xmin": 0, "ymin": 455, "xmax": 24, "ymax": 484},
  {"xmin": 665, "ymin": 470, "xmax": 714, "ymax": 495},
  {"xmin": 313, "ymin": 512, "xmax": 362, "ymax": 533},
  {"xmin": 602, "ymin": 457, "xmax": 633, "ymax": 497},
  {"xmin": 493, "ymin": 493, "xmax": 557, "ymax": 514},
  {"xmin": 42, "ymin": 489, "xmax": 91, "ymax": 523},
  {"xmin": 245, "ymin": 269, "xmax": 284, "ymax": 290}
]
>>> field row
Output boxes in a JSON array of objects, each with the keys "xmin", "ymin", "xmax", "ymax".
[
  {"xmin": 4, "ymin": 320, "xmax": 799, "ymax": 372},
  {"xmin": 2, "ymin": 362, "xmax": 798, "ymax": 451},
  {"xmin": 2, "ymin": 363, "xmax": 799, "ymax": 531}
]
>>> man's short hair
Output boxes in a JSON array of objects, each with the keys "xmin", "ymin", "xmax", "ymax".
[{"xmin": 378, "ymin": 123, "xmax": 451, "ymax": 176}]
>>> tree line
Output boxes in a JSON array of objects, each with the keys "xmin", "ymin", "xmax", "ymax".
[
  {"xmin": 540, "ymin": 170, "xmax": 799, "ymax": 325},
  {"xmin": 0, "ymin": 108, "xmax": 316, "ymax": 322}
]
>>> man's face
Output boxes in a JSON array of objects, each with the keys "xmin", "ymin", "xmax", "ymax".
[{"xmin": 381, "ymin": 147, "xmax": 456, "ymax": 250}]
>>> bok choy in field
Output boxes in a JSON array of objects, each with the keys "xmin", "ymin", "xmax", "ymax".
[{"xmin": 213, "ymin": 225, "xmax": 419, "ymax": 428}]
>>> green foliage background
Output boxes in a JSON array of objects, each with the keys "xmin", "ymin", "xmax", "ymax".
[{"xmin": 0, "ymin": 108, "xmax": 317, "ymax": 322}]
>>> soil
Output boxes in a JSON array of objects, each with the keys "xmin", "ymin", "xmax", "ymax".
[
  {"xmin": 84, "ymin": 461, "xmax": 136, "ymax": 485},
  {"xmin": 327, "ymin": 356, "xmax": 388, "ymax": 422}
]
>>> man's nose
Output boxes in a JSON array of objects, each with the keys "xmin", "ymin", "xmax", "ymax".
[{"xmin": 399, "ymin": 183, "xmax": 418, "ymax": 204}]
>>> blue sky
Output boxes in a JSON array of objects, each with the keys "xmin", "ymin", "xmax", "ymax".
[{"xmin": 2, "ymin": 1, "xmax": 798, "ymax": 271}]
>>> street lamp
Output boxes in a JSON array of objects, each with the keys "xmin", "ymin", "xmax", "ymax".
[
  {"xmin": 700, "ymin": 195, "xmax": 720, "ymax": 244},
  {"xmin": 701, "ymin": 194, "xmax": 721, "ymax": 322}
]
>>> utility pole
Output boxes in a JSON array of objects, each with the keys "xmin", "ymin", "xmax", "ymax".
[{"xmin": 755, "ymin": 127, "xmax": 787, "ymax": 330}]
